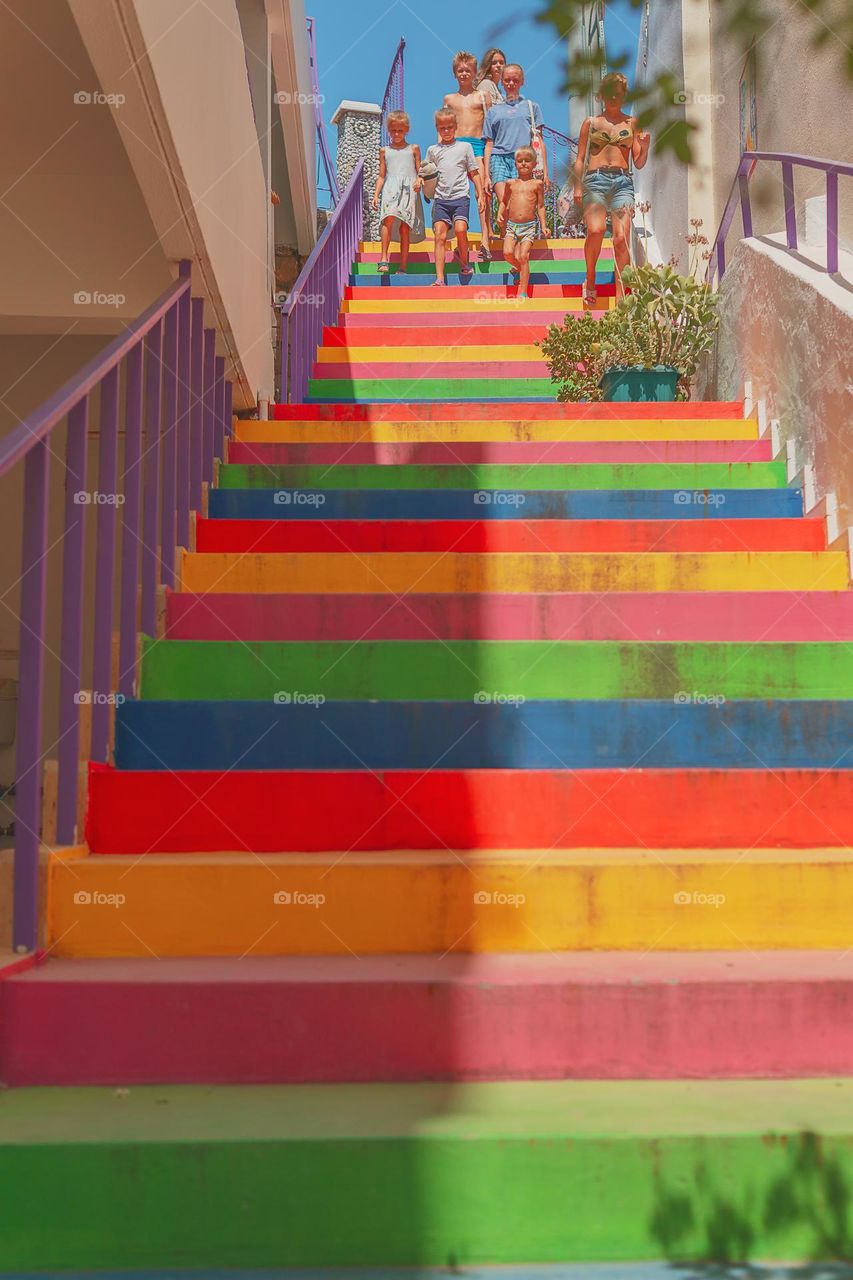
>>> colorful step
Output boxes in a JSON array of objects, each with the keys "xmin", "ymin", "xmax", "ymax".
[
  {"xmin": 7, "ymin": 952, "xmax": 853, "ymax": 1086},
  {"xmin": 340, "ymin": 308, "xmax": 613, "ymax": 326},
  {"xmin": 267, "ymin": 401, "xmax": 747, "ymax": 422},
  {"xmin": 217, "ymin": 461, "xmax": 786, "ymax": 491},
  {"xmin": 196, "ymin": 516, "xmax": 817, "ymax": 554},
  {"xmin": 236, "ymin": 418, "xmax": 760, "ymax": 443},
  {"xmin": 138, "ymin": 640, "xmax": 853, "ymax": 703},
  {"xmin": 113, "ymin": 699, "xmax": 853, "ymax": 772},
  {"xmin": 341, "ymin": 283, "xmax": 618, "ymax": 300},
  {"xmin": 4, "ymin": 1079, "xmax": 853, "ymax": 1268},
  {"xmin": 339, "ymin": 299, "xmax": 609, "ymax": 315},
  {"xmin": 179, "ymin": 549, "xmax": 844, "ymax": 595},
  {"xmin": 225, "ymin": 440, "xmax": 774, "ymax": 465},
  {"xmin": 314, "ymin": 343, "xmax": 549, "ymax": 364},
  {"xmin": 350, "ymin": 259, "xmax": 614, "ymax": 275},
  {"xmin": 48, "ymin": 844, "xmax": 853, "ymax": 950},
  {"xmin": 165, "ymin": 590, "xmax": 853, "ymax": 643}
]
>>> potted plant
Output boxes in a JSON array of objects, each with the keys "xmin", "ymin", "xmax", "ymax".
[{"xmin": 539, "ymin": 227, "xmax": 719, "ymax": 402}]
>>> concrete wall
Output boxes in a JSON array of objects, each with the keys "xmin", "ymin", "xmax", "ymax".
[{"xmin": 698, "ymin": 236, "xmax": 853, "ymax": 529}]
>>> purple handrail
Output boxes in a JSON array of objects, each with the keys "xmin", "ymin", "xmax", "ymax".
[
  {"xmin": 380, "ymin": 37, "xmax": 406, "ymax": 146},
  {"xmin": 306, "ymin": 16, "xmax": 340, "ymax": 207},
  {"xmin": 708, "ymin": 150, "xmax": 852, "ymax": 286},
  {"xmin": 280, "ymin": 159, "xmax": 364, "ymax": 403},
  {"xmin": 2, "ymin": 263, "xmax": 234, "ymax": 953}
]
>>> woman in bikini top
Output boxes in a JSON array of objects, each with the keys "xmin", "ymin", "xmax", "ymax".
[{"xmin": 587, "ymin": 121, "xmax": 634, "ymax": 171}]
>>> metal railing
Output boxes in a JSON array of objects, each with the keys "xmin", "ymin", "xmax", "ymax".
[
  {"xmin": 306, "ymin": 15, "xmax": 340, "ymax": 208},
  {"xmin": 541, "ymin": 125, "xmax": 578, "ymax": 234},
  {"xmin": 280, "ymin": 160, "xmax": 364, "ymax": 404},
  {"xmin": 380, "ymin": 37, "xmax": 406, "ymax": 145},
  {"xmin": 708, "ymin": 150, "xmax": 852, "ymax": 286},
  {"xmin": 3, "ymin": 263, "xmax": 233, "ymax": 952}
]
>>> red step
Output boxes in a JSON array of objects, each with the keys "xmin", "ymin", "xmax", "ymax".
[
  {"xmin": 195, "ymin": 517, "xmax": 822, "ymax": 556},
  {"xmin": 87, "ymin": 765, "xmax": 853, "ymax": 854},
  {"xmin": 271, "ymin": 401, "xmax": 746, "ymax": 421},
  {"xmin": 323, "ymin": 323, "xmax": 558, "ymax": 347}
]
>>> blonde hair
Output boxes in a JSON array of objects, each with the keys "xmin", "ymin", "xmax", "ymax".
[
  {"xmin": 385, "ymin": 110, "xmax": 410, "ymax": 131},
  {"xmin": 598, "ymin": 72, "xmax": 629, "ymax": 102},
  {"xmin": 452, "ymin": 51, "xmax": 477, "ymax": 73},
  {"xmin": 475, "ymin": 47, "xmax": 507, "ymax": 86},
  {"xmin": 515, "ymin": 146, "xmax": 536, "ymax": 162},
  {"xmin": 434, "ymin": 106, "xmax": 457, "ymax": 126},
  {"xmin": 503, "ymin": 63, "xmax": 524, "ymax": 81}
]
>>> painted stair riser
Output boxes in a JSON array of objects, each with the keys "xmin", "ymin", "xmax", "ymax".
[
  {"xmin": 217, "ymin": 462, "xmax": 787, "ymax": 490},
  {"xmin": 180, "ymin": 550, "xmax": 844, "ymax": 595},
  {"xmin": 314, "ymin": 344, "xmax": 553, "ymax": 363},
  {"xmin": 350, "ymin": 262, "xmax": 614, "ymax": 277},
  {"xmin": 115, "ymin": 700, "xmax": 853, "ymax": 772},
  {"xmin": 138, "ymin": 640, "xmax": 853, "ymax": 703},
  {"xmin": 49, "ymin": 844, "xmax": 853, "ymax": 951},
  {"xmin": 342, "ymin": 285, "xmax": 618, "ymax": 301},
  {"xmin": 339, "ymin": 301, "xmax": 611, "ymax": 316},
  {"xmin": 3, "ymin": 1081, "xmax": 853, "ymax": 1268},
  {"xmin": 339, "ymin": 309, "xmax": 611, "ymax": 326},
  {"xmin": 196, "ymin": 516, "xmax": 820, "ymax": 555},
  {"xmin": 326, "ymin": 320, "xmax": 593, "ymax": 343},
  {"xmin": 8, "ymin": 954, "xmax": 853, "ymax": 1085},
  {"xmin": 268, "ymin": 402, "xmax": 747, "ymax": 422},
  {"xmin": 237, "ymin": 420, "xmax": 761, "ymax": 443},
  {"xmin": 305, "ymin": 376, "xmax": 699, "ymax": 401},
  {"xmin": 356, "ymin": 248, "xmax": 597, "ymax": 261},
  {"xmin": 313, "ymin": 361, "xmax": 555, "ymax": 379},
  {"xmin": 165, "ymin": 591, "xmax": 853, "ymax": 643},
  {"xmin": 358, "ymin": 236, "xmax": 602, "ymax": 248},
  {"xmin": 225, "ymin": 440, "xmax": 775, "ymax": 466}
]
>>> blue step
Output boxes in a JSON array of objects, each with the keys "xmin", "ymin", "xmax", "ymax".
[
  {"xmin": 114, "ymin": 699, "xmax": 853, "ymax": 772},
  {"xmin": 207, "ymin": 488, "xmax": 804, "ymax": 522}
]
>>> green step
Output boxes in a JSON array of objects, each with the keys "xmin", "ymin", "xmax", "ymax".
[
  {"xmin": 139, "ymin": 639, "xmax": 853, "ymax": 702},
  {"xmin": 2, "ymin": 1080, "xmax": 853, "ymax": 1268},
  {"xmin": 352, "ymin": 258, "xmax": 615, "ymax": 275},
  {"xmin": 309, "ymin": 377, "xmax": 559, "ymax": 400},
  {"xmin": 218, "ymin": 461, "xmax": 787, "ymax": 492}
]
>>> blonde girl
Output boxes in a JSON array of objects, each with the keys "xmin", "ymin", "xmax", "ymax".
[{"xmin": 372, "ymin": 110, "xmax": 425, "ymax": 274}]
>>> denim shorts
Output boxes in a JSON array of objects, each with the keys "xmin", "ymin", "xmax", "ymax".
[
  {"xmin": 582, "ymin": 168, "xmax": 635, "ymax": 211},
  {"xmin": 489, "ymin": 153, "xmax": 517, "ymax": 184},
  {"xmin": 432, "ymin": 196, "xmax": 470, "ymax": 228}
]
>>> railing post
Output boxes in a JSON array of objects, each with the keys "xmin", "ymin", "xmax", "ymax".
[
  {"xmin": 56, "ymin": 398, "xmax": 89, "ymax": 846},
  {"xmin": 214, "ymin": 356, "xmax": 226, "ymax": 459},
  {"xmin": 826, "ymin": 168, "xmax": 839, "ymax": 275},
  {"xmin": 176, "ymin": 266, "xmax": 192, "ymax": 548},
  {"xmin": 90, "ymin": 367, "xmax": 120, "ymax": 763},
  {"xmin": 782, "ymin": 161, "xmax": 797, "ymax": 250},
  {"xmin": 225, "ymin": 380, "xmax": 234, "ymax": 436},
  {"xmin": 13, "ymin": 440, "xmax": 49, "ymax": 951},
  {"xmin": 202, "ymin": 329, "xmax": 216, "ymax": 484},
  {"xmin": 717, "ymin": 238, "xmax": 726, "ymax": 281},
  {"xmin": 737, "ymin": 160, "xmax": 753, "ymax": 240},
  {"xmin": 160, "ymin": 302, "xmax": 179, "ymax": 589},
  {"xmin": 190, "ymin": 298, "xmax": 204, "ymax": 510},
  {"xmin": 141, "ymin": 322, "xmax": 163, "ymax": 639},
  {"xmin": 118, "ymin": 345, "xmax": 143, "ymax": 694}
]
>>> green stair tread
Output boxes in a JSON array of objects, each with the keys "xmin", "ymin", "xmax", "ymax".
[
  {"xmin": 3, "ymin": 1079, "xmax": 853, "ymax": 1143},
  {"xmin": 138, "ymin": 639, "xmax": 853, "ymax": 701},
  {"xmin": 217, "ymin": 461, "xmax": 787, "ymax": 491}
]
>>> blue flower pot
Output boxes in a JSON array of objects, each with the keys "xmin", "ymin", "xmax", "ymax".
[{"xmin": 599, "ymin": 365, "xmax": 679, "ymax": 402}]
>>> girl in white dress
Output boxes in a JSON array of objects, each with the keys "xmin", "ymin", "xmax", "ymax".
[{"xmin": 372, "ymin": 111, "xmax": 425, "ymax": 274}]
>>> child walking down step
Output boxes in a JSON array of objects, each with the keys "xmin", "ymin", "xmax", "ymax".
[
  {"xmin": 372, "ymin": 110, "xmax": 425, "ymax": 274},
  {"xmin": 425, "ymin": 107, "xmax": 484, "ymax": 287},
  {"xmin": 443, "ymin": 50, "xmax": 492, "ymax": 260},
  {"xmin": 497, "ymin": 147, "xmax": 548, "ymax": 300}
]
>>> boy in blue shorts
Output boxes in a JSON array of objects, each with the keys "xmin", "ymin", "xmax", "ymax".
[
  {"xmin": 444, "ymin": 51, "xmax": 492, "ymax": 259},
  {"xmin": 425, "ymin": 107, "xmax": 484, "ymax": 287},
  {"xmin": 484, "ymin": 63, "xmax": 549, "ymax": 218}
]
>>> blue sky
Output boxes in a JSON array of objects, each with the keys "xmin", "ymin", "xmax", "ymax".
[{"xmin": 308, "ymin": 0, "xmax": 643, "ymax": 170}]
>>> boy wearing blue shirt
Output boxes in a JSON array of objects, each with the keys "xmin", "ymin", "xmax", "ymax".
[{"xmin": 483, "ymin": 64, "xmax": 549, "ymax": 213}]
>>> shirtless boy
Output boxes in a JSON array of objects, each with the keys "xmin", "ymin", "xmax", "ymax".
[
  {"xmin": 497, "ymin": 147, "xmax": 547, "ymax": 299},
  {"xmin": 444, "ymin": 50, "xmax": 492, "ymax": 260}
]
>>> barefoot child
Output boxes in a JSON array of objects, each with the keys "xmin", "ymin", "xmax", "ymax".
[
  {"xmin": 497, "ymin": 147, "xmax": 547, "ymax": 299},
  {"xmin": 372, "ymin": 111, "xmax": 425, "ymax": 274},
  {"xmin": 444, "ymin": 51, "xmax": 492, "ymax": 259},
  {"xmin": 425, "ymin": 108, "xmax": 484, "ymax": 287}
]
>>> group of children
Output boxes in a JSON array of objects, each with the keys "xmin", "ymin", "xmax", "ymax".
[{"xmin": 372, "ymin": 50, "xmax": 550, "ymax": 298}]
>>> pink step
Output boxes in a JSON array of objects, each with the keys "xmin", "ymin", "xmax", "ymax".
[
  {"xmin": 165, "ymin": 590, "xmax": 853, "ymax": 642},
  {"xmin": 226, "ymin": 439, "xmax": 773, "ymax": 466},
  {"xmin": 5, "ymin": 952, "xmax": 853, "ymax": 1085},
  {"xmin": 312, "ymin": 360, "xmax": 549, "ymax": 379}
]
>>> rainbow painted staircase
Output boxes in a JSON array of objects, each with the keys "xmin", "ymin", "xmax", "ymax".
[{"xmin": 3, "ymin": 233, "xmax": 853, "ymax": 1272}]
